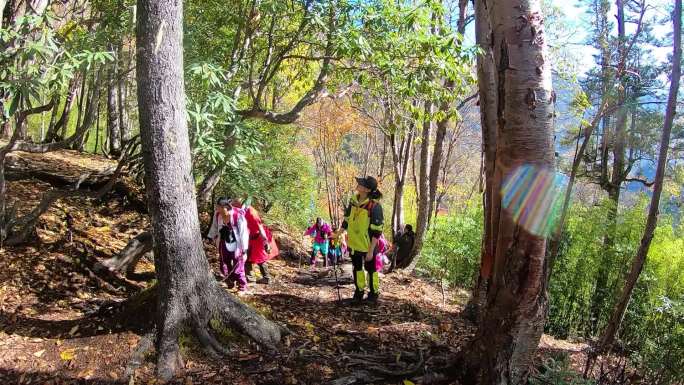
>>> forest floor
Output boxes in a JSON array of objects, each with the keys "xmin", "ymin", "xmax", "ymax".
[{"xmin": 0, "ymin": 149, "xmax": 599, "ymax": 385}]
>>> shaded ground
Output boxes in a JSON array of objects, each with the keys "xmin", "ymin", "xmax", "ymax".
[{"xmin": 0, "ymin": 148, "xmax": 622, "ymax": 385}]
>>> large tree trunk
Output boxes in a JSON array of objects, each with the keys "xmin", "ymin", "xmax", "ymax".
[
  {"xmin": 464, "ymin": 0, "xmax": 497, "ymax": 322},
  {"xmin": 597, "ymin": 0, "xmax": 681, "ymax": 356},
  {"xmin": 457, "ymin": 0, "xmax": 555, "ymax": 383},
  {"xmin": 135, "ymin": 0, "xmax": 284, "ymax": 380}
]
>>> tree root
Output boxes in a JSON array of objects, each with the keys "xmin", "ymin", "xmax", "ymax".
[
  {"xmin": 101, "ymin": 231, "xmax": 153, "ymax": 276},
  {"xmin": 346, "ymin": 350, "xmax": 425, "ymax": 377},
  {"xmin": 193, "ymin": 321, "xmax": 234, "ymax": 358},
  {"xmin": 125, "ymin": 331, "xmax": 155, "ymax": 379}
]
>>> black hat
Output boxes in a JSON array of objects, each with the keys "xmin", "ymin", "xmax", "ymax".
[{"xmin": 355, "ymin": 176, "xmax": 378, "ymax": 191}]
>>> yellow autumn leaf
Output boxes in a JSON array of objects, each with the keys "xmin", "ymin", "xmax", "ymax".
[
  {"xmin": 304, "ymin": 321, "xmax": 315, "ymax": 333},
  {"xmin": 403, "ymin": 381, "xmax": 415, "ymax": 385},
  {"xmin": 60, "ymin": 348, "xmax": 76, "ymax": 361}
]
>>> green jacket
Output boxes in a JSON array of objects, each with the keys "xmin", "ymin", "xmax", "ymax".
[{"xmin": 341, "ymin": 194, "xmax": 383, "ymax": 253}]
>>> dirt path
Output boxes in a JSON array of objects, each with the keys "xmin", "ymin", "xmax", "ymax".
[{"xmin": 0, "ymin": 150, "xmax": 593, "ymax": 385}]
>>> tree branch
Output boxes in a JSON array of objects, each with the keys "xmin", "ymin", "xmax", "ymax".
[
  {"xmin": 624, "ymin": 177, "xmax": 653, "ymax": 187},
  {"xmin": 8, "ymin": 70, "xmax": 101, "ymax": 153}
]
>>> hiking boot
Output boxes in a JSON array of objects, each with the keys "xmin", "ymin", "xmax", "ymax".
[
  {"xmin": 245, "ymin": 274, "xmax": 255, "ymax": 283},
  {"xmin": 366, "ymin": 292, "xmax": 379, "ymax": 304},
  {"xmin": 350, "ymin": 290, "xmax": 364, "ymax": 306},
  {"xmin": 256, "ymin": 277, "xmax": 271, "ymax": 285},
  {"xmin": 225, "ymin": 280, "xmax": 235, "ymax": 289}
]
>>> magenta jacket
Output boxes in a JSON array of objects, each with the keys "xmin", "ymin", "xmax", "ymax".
[{"xmin": 304, "ymin": 223, "xmax": 332, "ymax": 243}]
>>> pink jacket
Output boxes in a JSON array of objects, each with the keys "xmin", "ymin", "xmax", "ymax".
[{"xmin": 304, "ymin": 223, "xmax": 332, "ymax": 243}]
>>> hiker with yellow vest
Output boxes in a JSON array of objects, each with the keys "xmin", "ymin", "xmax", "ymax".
[{"xmin": 341, "ymin": 176, "xmax": 384, "ymax": 304}]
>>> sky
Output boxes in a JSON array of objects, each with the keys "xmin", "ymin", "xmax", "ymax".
[{"xmin": 552, "ymin": 0, "xmax": 674, "ymax": 75}]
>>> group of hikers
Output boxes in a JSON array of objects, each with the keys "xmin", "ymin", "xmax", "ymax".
[
  {"xmin": 207, "ymin": 175, "xmax": 415, "ymax": 304},
  {"xmin": 207, "ymin": 196, "xmax": 279, "ymax": 294}
]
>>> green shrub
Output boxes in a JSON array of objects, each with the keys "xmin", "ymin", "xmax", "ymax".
[{"xmin": 416, "ymin": 198, "xmax": 483, "ymax": 288}]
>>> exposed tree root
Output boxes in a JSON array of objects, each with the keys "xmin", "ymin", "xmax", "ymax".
[
  {"xmin": 124, "ymin": 331, "xmax": 155, "ymax": 379},
  {"xmin": 101, "ymin": 231, "xmax": 153, "ymax": 276}
]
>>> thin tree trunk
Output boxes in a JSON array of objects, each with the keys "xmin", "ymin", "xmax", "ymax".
[
  {"xmin": 118, "ymin": 43, "xmax": 132, "ymax": 144},
  {"xmin": 590, "ymin": 0, "xmax": 629, "ymax": 335},
  {"xmin": 457, "ymin": 0, "xmax": 555, "ymax": 382},
  {"xmin": 45, "ymin": 77, "xmax": 80, "ymax": 143},
  {"xmin": 136, "ymin": 0, "xmax": 284, "ymax": 380},
  {"xmin": 548, "ymin": 101, "xmax": 608, "ymax": 271},
  {"xmin": 427, "ymin": 84, "xmax": 452, "ymax": 232},
  {"xmin": 406, "ymin": 102, "xmax": 433, "ymax": 271},
  {"xmin": 196, "ymin": 132, "xmax": 238, "ymax": 209},
  {"xmin": 108, "ymin": 62, "xmax": 122, "ymax": 157},
  {"xmin": 597, "ymin": 0, "xmax": 680, "ymax": 356}
]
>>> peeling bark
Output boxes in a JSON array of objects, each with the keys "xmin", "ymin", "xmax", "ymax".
[{"xmin": 456, "ymin": 0, "xmax": 555, "ymax": 383}]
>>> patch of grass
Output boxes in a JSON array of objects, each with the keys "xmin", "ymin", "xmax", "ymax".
[
  {"xmin": 529, "ymin": 353, "xmax": 595, "ymax": 385},
  {"xmin": 209, "ymin": 318, "xmax": 248, "ymax": 346}
]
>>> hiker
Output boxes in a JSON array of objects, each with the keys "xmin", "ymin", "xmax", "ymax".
[
  {"xmin": 328, "ymin": 225, "xmax": 347, "ymax": 267},
  {"xmin": 241, "ymin": 199, "xmax": 278, "ymax": 284},
  {"xmin": 392, "ymin": 224, "xmax": 415, "ymax": 269},
  {"xmin": 304, "ymin": 217, "xmax": 332, "ymax": 267},
  {"xmin": 207, "ymin": 197, "xmax": 249, "ymax": 293},
  {"xmin": 341, "ymin": 176, "xmax": 384, "ymax": 304},
  {"xmin": 374, "ymin": 233, "xmax": 390, "ymax": 273}
]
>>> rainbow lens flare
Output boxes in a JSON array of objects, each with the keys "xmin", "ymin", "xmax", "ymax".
[{"xmin": 501, "ymin": 164, "xmax": 567, "ymax": 238}]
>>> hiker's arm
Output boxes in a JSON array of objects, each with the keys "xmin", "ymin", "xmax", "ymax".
[
  {"xmin": 365, "ymin": 236, "xmax": 379, "ymax": 262},
  {"xmin": 369, "ymin": 203, "xmax": 384, "ymax": 237},
  {"xmin": 258, "ymin": 224, "xmax": 267, "ymax": 240}
]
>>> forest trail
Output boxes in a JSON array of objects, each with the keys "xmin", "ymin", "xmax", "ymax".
[{"xmin": 0, "ymin": 150, "xmax": 590, "ymax": 385}]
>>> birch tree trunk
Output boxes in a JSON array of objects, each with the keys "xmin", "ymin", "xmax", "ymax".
[{"xmin": 457, "ymin": 0, "xmax": 555, "ymax": 382}]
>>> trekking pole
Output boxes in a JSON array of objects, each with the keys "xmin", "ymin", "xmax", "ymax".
[
  {"xmin": 299, "ymin": 234, "xmax": 304, "ymax": 269},
  {"xmin": 332, "ymin": 249, "xmax": 342, "ymax": 303}
]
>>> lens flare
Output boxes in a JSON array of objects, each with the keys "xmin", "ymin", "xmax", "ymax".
[{"xmin": 501, "ymin": 164, "xmax": 567, "ymax": 238}]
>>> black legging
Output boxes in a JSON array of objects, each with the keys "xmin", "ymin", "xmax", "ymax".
[
  {"xmin": 245, "ymin": 262, "xmax": 270, "ymax": 279},
  {"xmin": 350, "ymin": 249, "xmax": 378, "ymax": 295}
]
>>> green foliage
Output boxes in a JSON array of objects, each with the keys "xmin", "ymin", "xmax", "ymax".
[
  {"xmin": 215, "ymin": 123, "xmax": 316, "ymax": 228},
  {"xmin": 529, "ymin": 354, "xmax": 595, "ymax": 385},
  {"xmin": 343, "ymin": 0, "xmax": 478, "ymax": 126},
  {"xmin": 547, "ymin": 195, "xmax": 684, "ymax": 382},
  {"xmin": 416, "ymin": 197, "xmax": 483, "ymax": 288}
]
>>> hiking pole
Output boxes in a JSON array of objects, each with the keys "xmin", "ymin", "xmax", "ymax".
[
  {"xmin": 299, "ymin": 234, "xmax": 304, "ymax": 269},
  {"xmin": 332, "ymin": 249, "xmax": 342, "ymax": 303}
]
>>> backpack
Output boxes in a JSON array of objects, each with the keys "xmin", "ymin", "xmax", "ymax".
[
  {"xmin": 374, "ymin": 234, "xmax": 389, "ymax": 271},
  {"xmin": 218, "ymin": 210, "xmax": 240, "ymax": 251}
]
